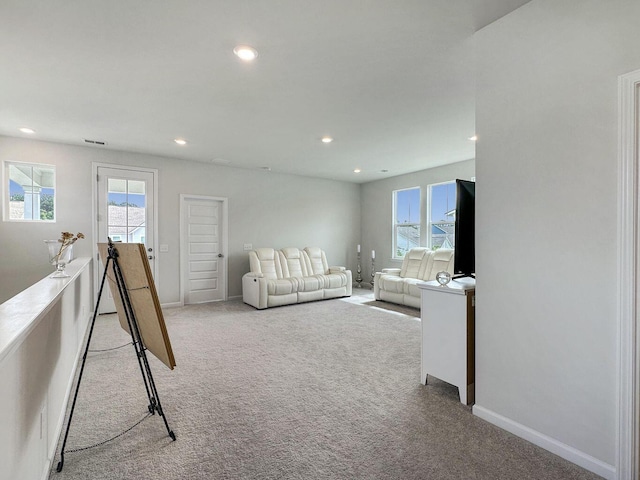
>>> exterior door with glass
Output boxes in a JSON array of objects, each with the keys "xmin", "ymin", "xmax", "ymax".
[{"xmin": 96, "ymin": 166, "xmax": 156, "ymax": 313}]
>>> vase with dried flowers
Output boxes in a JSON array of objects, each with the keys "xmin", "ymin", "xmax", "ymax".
[{"xmin": 44, "ymin": 232, "xmax": 85, "ymax": 278}]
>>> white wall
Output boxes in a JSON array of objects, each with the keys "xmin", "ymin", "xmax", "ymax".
[
  {"xmin": 360, "ymin": 159, "xmax": 475, "ymax": 279},
  {"xmin": 0, "ymin": 136, "xmax": 361, "ymax": 304},
  {"xmin": 474, "ymin": 0, "xmax": 640, "ymax": 475}
]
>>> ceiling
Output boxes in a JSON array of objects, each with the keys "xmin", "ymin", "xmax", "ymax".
[{"xmin": 0, "ymin": 0, "xmax": 531, "ymax": 184}]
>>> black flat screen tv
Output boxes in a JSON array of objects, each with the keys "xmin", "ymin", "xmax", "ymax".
[{"xmin": 454, "ymin": 179, "xmax": 475, "ymax": 278}]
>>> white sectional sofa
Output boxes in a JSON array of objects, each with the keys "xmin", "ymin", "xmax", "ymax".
[
  {"xmin": 374, "ymin": 248, "xmax": 454, "ymax": 309},
  {"xmin": 242, "ymin": 247, "xmax": 352, "ymax": 309}
]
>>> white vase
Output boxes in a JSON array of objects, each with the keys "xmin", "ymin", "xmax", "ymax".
[{"xmin": 44, "ymin": 240, "xmax": 73, "ymax": 278}]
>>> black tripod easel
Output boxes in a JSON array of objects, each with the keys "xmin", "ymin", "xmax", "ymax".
[{"xmin": 56, "ymin": 239, "xmax": 176, "ymax": 473}]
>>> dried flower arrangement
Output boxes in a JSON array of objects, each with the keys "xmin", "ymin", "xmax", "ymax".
[{"xmin": 53, "ymin": 231, "xmax": 85, "ymax": 263}]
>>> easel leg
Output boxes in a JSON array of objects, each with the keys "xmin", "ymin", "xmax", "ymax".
[{"xmin": 56, "ymin": 257, "xmax": 112, "ymax": 472}]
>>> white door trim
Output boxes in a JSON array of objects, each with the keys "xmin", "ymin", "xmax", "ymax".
[
  {"xmin": 617, "ymin": 68, "xmax": 640, "ymax": 480},
  {"xmin": 179, "ymin": 194, "xmax": 228, "ymax": 305},
  {"xmin": 92, "ymin": 162, "xmax": 159, "ymax": 299}
]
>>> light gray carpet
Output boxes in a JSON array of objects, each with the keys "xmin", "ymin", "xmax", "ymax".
[{"xmin": 49, "ymin": 295, "xmax": 599, "ymax": 480}]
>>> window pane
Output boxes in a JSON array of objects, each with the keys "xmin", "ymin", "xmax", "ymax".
[
  {"xmin": 133, "ymin": 227, "xmax": 146, "ymax": 245},
  {"xmin": 393, "ymin": 187, "xmax": 421, "ymax": 258},
  {"xmin": 396, "ymin": 225, "xmax": 420, "ymax": 257},
  {"xmin": 428, "ymin": 182, "xmax": 456, "ymax": 249},
  {"xmin": 6, "ymin": 162, "xmax": 55, "ymax": 221},
  {"xmin": 127, "ymin": 205, "xmax": 145, "ymax": 230},
  {"xmin": 9, "ymin": 175, "xmax": 27, "ymax": 220},
  {"xmin": 127, "ymin": 180, "xmax": 146, "ymax": 201},
  {"xmin": 430, "ymin": 183, "xmax": 456, "ymax": 223},
  {"xmin": 108, "ymin": 229, "xmax": 124, "ymax": 241},
  {"xmin": 431, "ymin": 222, "xmax": 455, "ymax": 249},
  {"xmin": 106, "ymin": 178, "xmax": 146, "ymax": 243},
  {"xmin": 395, "ymin": 188, "xmax": 420, "ymax": 223},
  {"xmin": 40, "ymin": 188, "xmax": 54, "ymax": 220}
]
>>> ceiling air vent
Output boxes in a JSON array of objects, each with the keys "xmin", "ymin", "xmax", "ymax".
[{"xmin": 84, "ymin": 139, "xmax": 107, "ymax": 146}]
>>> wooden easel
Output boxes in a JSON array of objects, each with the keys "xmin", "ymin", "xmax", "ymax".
[{"xmin": 56, "ymin": 239, "xmax": 176, "ymax": 472}]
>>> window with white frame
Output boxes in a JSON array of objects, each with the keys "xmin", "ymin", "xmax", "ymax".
[
  {"xmin": 427, "ymin": 181, "xmax": 456, "ymax": 249},
  {"xmin": 4, "ymin": 161, "xmax": 56, "ymax": 221},
  {"xmin": 393, "ymin": 187, "xmax": 420, "ymax": 258}
]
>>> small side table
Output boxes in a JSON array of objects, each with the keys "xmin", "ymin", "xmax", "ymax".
[{"xmin": 418, "ymin": 277, "xmax": 476, "ymax": 405}]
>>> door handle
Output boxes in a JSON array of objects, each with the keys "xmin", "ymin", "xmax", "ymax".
[
  {"xmin": 218, "ymin": 253, "xmax": 224, "ymax": 258},
  {"xmin": 148, "ymin": 255, "xmax": 154, "ymax": 260}
]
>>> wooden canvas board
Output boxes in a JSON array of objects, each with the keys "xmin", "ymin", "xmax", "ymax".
[{"xmin": 98, "ymin": 243, "xmax": 176, "ymax": 370}]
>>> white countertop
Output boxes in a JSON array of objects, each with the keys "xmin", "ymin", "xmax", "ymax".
[
  {"xmin": 0, "ymin": 257, "xmax": 92, "ymax": 364},
  {"xmin": 417, "ymin": 276, "xmax": 476, "ymax": 295}
]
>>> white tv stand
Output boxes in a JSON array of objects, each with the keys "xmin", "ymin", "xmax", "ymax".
[{"xmin": 418, "ymin": 277, "xmax": 476, "ymax": 405}]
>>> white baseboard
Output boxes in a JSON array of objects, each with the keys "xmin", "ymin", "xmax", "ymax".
[
  {"xmin": 472, "ymin": 405, "xmax": 616, "ymax": 480},
  {"xmin": 161, "ymin": 301, "xmax": 183, "ymax": 309}
]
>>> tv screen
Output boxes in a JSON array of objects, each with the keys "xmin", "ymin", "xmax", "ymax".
[{"xmin": 454, "ymin": 179, "xmax": 475, "ymax": 278}]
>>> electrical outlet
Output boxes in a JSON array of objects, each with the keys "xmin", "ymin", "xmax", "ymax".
[{"xmin": 243, "ymin": 243, "xmax": 252, "ymax": 251}]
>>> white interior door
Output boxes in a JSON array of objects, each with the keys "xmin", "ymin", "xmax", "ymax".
[
  {"xmin": 180, "ymin": 195, "xmax": 227, "ymax": 304},
  {"xmin": 95, "ymin": 166, "xmax": 157, "ymax": 313}
]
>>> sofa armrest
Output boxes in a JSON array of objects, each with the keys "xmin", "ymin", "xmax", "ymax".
[
  {"xmin": 329, "ymin": 266, "xmax": 346, "ymax": 273},
  {"xmin": 242, "ymin": 273, "xmax": 268, "ymax": 308},
  {"xmin": 381, "ymin": 268, "xmax": 401, "ymax": 276}
]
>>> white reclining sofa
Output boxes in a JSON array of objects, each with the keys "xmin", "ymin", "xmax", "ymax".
[
  {"xmin": 374, "ymin": 248, "xmax": 454, "ymax": 309},
  {"xmin": 242, "ymin": 247, "xmax": 352, "ymax": 309}
]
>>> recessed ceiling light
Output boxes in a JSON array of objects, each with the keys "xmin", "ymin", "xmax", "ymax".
[
  {"xmin": 233, "ymin": 45, "xmax": 258, "ymax": 61},
  {"xmin": 468, "ymin": 135, "xmax": 478, "ymax": 141},
  {"xmin": 19, "ymin": 127, "xmax": 35, "ymax": 134},
  {"xmin": 174, "ymin": 138, "xmax": 187, "ymax": 145},
  {"xmin": 321, "ymin": 136, "xmax": 333, "ymax": 143},
  {"xmin": 353, "ymin": 168, "xmax": 361, "ymax": 173}
]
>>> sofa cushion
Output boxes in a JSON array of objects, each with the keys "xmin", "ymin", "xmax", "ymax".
[
  {"xmin": 297, "ymin": 275, "xmax": 324, "ymax": 292},
  {"xmin": 378, "ymin": 274, "xmax": 405, "ymax": 294},
  {"xmin": 400, "ymin": 247, "xmax": 430, "ymax": 279},
  {"xmin": 304, "ymin": 247, "xmax": 329, "ymax": 274},
  {"xmin": 250, "ymin": 248, "xmax": 283, "ymax": 280},
  {"xmin": 322, "ymin": 272, "xmax": 348, "ymax": 289},
  {"xmin": 279, "ymin": 247, "xmax": 310, "ymax": 278},
  {"xmin": 404, "ymin": 278, "xmax": 424, "ymax": 298},
  {"xmin": 422, "ymin": 248, "xmax": 454, "ymax": 281},
  {"xmin": 266, "ymin": 278, "xmax": 298, "ymax": 295}
]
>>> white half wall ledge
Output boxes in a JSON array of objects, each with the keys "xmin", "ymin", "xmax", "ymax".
[{"xmin": 472, "ymin": 405, "xmax": 615, "ymax": 480}]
